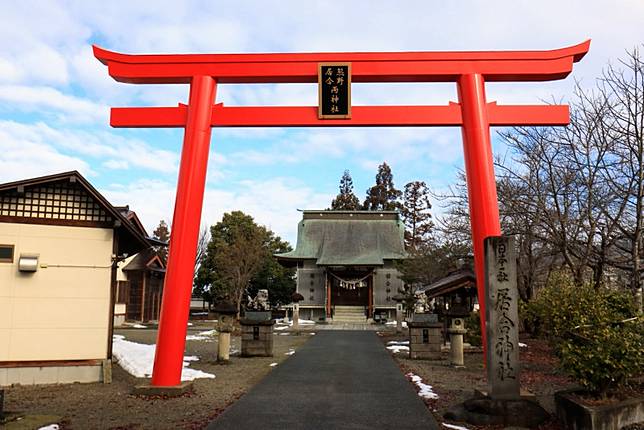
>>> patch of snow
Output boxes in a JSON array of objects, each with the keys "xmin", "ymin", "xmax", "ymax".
[
  {"xmin": 269, "ymin": 362, "xmax": 278, "ymax": 367},
  {"xmin": 519, "ymin": 342, "xmax": 527, "ymax": 347},
  {"xmin": 387, "ymin": 340, "xmax": 409, "ymax": 345},
  {"xmin": 275, "ymin": 318, "xmax": 316, "ymax": 328},
  {"xmin": 406, "ymin": 372, "xmax": 439, "ymax": 400},
  {"xmin": 38, "ymin": 425, "xmax": 60, "ymax": 430},
  {"xmin": 112, "ymin": 335, "xmax": 215, "ymax": 381},
  {"xmin": 187, "ymin": 323, "xmax": 193, "ymax": 326},
  {"xmin": 279, "ymin": 333, "xmax": 290, "ymax": 336},
  {"xmin": 310, "ymin": 332, "xmax": 316, "ymax": 335},
  {"xmin": 386, "ymin": 345, "xmax": 410, "ymax": 353},
  {"xmin": 285, "ymin": 349, "xmax": 295, "ymax": 355},
  {"xmin": 131, "ymin": 324, "xmax": 146, "ymax": 329},
  {"xmin": 442, "ymin": 423, "xmax": 469, "ymax": 430},
  {"xmin": 186, "ymin": 329, "xmax": 217, "ymax": 341},
  {"xmin": 385, "ymin": 321, "xmax": 408, "ymax": 328}
]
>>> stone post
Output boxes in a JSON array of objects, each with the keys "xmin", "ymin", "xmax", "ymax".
[
  {"xmin": 215, "ymin": 303, "xmax": 237, "ymax": 364},
  {"xmin": 484, "ymin": 236, "xmax": 520, "ymax": 400},
  {"xmin": 291, "ymin": 292, "xmax": 304, "ymax": 334},
  {"xmin": 447, "ymin": 318, "xmax": 467, "ymax": 367},
  {"xmin": 217, "ymin": 331, "xmax": 231, "ymax": 363},
  {"xmin": 392, "ymin": 294, "xmax": 405, "ymax": 334},
  {"xmin": 293, "ymin": 303, "xmax": 300, "ymax": 331},
  {"xmin": 396, "ymin": 303, "xmax": 403, "ymax": 334}
]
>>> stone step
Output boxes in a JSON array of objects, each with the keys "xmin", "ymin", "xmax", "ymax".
[
  {"xmin": 333, "ymin": 316, "xmax": 368, "ymax": 322},
  {"xmin": 333, "ymin": 313, "xmax": 367, "ymax": 318},
  {"xmin": 334, "ymin": 311, "xmax": 366, "ymax": 316},
  {"xmin": 334, "ymin": 313, "xmax": 366, "ymax": 318}
]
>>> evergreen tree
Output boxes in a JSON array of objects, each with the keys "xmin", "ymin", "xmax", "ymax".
[
  {"xmin": 152, "ymin": 220, "xmax": 170, "ymax": 262},
  {"xmin": 401, "ymin": 181, "xmax": 433, "ymax": 250},
  {"xmin": 194, "ymin": 211, "xmax": 295, "ymax": 314},
  {"xmin": 248, "ymin": 233, "xmax": 296, "ymax": 307},
  {"xmin": 331, "ymin": 170, "xmax": 361, "ymax": 210},
  {"xmin": 363, "ymin": 162, "xmax": 402, "ymax": 210}
]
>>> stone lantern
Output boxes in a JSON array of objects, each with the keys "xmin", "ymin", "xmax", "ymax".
[{"xmin": 214, "ymin": 301, "xmax": 237, "ymax": 364}]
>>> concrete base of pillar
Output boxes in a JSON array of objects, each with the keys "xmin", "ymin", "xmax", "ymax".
[
  {"xmin": 132, "ymin": 381, "xmax": 194, "ymax": 397},
  {"xmin": 444, "ymin": 395, "xmax": 548, "ymax": 427}
]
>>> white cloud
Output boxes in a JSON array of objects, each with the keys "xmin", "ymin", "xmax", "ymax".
[
  {"xmin": 103, "ymin": 159, "xmax": 129, "ymax": 170},
  {"xmin": 0, "ymin": 85, "xmax": 108, "ymax": 123},
  {"xmin": 0, "ymin": 125, "xmax": 93, "ymax": 183},
  {"xmin": 102, "ymin": 177, "xmax": 332, "ymax": 244},
  {"xmin": 0, "ymin": 121, "xmax": 179, "ymax": 174},
  {"xmin": 229, "ymin": 127, "xmax": 463, "ymax": 168}
]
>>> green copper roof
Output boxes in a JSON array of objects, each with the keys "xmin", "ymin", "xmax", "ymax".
[{"xmin": 275, "ymin": 211, "xmax": 407, "ymax": 266}]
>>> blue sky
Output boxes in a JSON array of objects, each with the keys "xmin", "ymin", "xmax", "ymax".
[{"xmin": 1, "ymin": 0, "xmax": 643, "ymax": 244}]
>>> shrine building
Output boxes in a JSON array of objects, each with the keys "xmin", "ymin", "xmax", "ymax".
[{"xmin": 276, "ymin": 211, "xmax": 406, "ymax": 323}]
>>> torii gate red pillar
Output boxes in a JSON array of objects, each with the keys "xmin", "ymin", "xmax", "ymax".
[
  {"xmin": 152, "ymin": 76, "xmax": 216, "ymax": 385},
  {"xmin": 458, "ymin": 73, "xmax": 502, "ymax": 327},
  {"xmin": 94, "ymin": 41, "xmax": 589, "ymax": 387}
]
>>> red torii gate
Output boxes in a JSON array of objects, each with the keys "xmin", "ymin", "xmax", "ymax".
[{"xmin": 94, "ymin": 41, "xmax": 589, "ymax": 387}]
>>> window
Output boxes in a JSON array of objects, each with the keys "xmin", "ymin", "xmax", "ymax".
[{"xmin": 0, "ymin": 244, "xmax": 14, "ymax": 263}]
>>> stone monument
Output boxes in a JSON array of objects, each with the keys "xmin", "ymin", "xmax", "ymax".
[
  {"xmin": 485, "ymin": 236, "xmax": 520, "ymax": 399},
  {"xmin": 241, "ymin": 290, "xmax": 274, "ymax": 357},
  {"xmin": 444, "ymin": 236, "xmax": 548, "ymax": 427},
  {"xmin": 408, "ymin": 291, "xmax": 442, "ymax": 360}
]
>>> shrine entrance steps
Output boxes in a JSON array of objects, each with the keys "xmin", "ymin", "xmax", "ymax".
[
  {"xmin": 207, "ymin": 331, "xmax": 438, "ymax": 430},
  {"xmin": 332, "ymin": 305, "xmax": 367, "ymax": 323}
]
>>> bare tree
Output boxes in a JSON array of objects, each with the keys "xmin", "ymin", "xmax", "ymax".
[
  {"xmin": 194, "ymin": 225, "xmax": 210, "ymax": 275},
  {"xmin": 596, "ymin": 48, "xmax": 644, "ymax": 311},
  {"xmin": 494, "ymin": 48, "xmax": 644, "ymax": 310}
]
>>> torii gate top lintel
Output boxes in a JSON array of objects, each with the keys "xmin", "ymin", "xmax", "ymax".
[
  {"xmin": 93, "ymin": 40, "xmax": 589, "ymax": 84},
  {"xmin": 93, "ymin": 41, "xmax": 589, "ymax": 387}
]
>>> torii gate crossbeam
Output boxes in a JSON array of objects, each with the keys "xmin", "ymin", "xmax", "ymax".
[{"xmin": 94, "ymin": 41, "xmax": 589, "ymax": 387}]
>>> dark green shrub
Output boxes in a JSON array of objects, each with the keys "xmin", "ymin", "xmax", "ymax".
[
  {"xmin": 526, "ymin": 272, "xmax": 643, "ymax": 395},
  {"xmin": 465, "ymin": 311, "xmax": 482, "ymax": 347},
  {"xmin": 559, "ymin": 322, "xmax": 643, "ymax": 395}
]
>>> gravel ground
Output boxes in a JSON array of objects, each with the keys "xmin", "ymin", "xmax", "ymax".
[
  {"xmin": 4, "ymin": 324, "xmax": 313, "ymax": 430},
  {"xmin": 378, "ymin": 332, "xmax": 577, "ymax": 430}
]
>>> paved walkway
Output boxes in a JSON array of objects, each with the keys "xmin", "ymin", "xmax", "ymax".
[{"xmin": 207, "ymin": 331, "xmax": 438, "ymax": 430}]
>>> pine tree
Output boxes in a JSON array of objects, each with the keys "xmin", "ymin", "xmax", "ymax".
[
  {"xmin": 331, "ymin": 170, "xmax": 361, "ymax": 210},
  {"xmin": 400, "ymin": 181, "xmax": 433, "ymax": 250},
  {"xmin": 152, "ymin": 220, "xmax": 170, "ymax": 262},
  {"xmin": 363, "ymin": 162, "xmax": 402, "ymax": 210}
]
